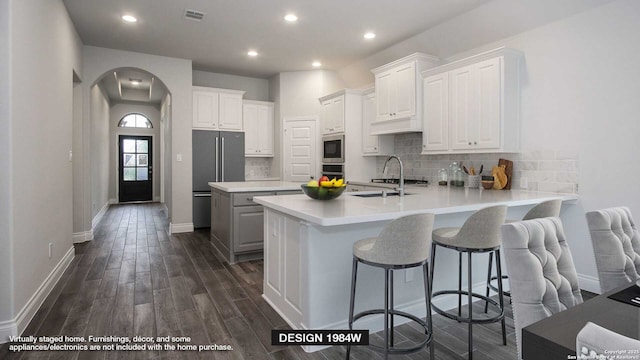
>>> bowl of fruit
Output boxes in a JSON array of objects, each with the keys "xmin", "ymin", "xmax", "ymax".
[{"xmin": 301, "ymin": 176, "xmax": 347, "ymax": 200}]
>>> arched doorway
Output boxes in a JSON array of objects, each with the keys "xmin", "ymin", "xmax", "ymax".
[{"xmin": 88, "ymin": 67, "xmax": 170, "ymax": 208}]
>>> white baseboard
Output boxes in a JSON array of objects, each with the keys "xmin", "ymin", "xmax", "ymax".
[
  {"xmin": 578, "ymin": 273, "xmax": 601, "ymax": 294},
  {"xmin": 162, "ymin": 203, "xmax": 168, "ymax": 215},
  {"xmin": 72, "ymin": 230, "xmax": 93, "ymax": 243},
  {"xmin": 92, "ymin": 202, "xmax": 110, "ymax": 229},
  {"xmin": 169, "ymin": 222, "xmax": 194, "ymax": 234},
  {"xmin": 109, "ymin": 198, "xmax": 118, "ymax": 205},
  {"xmin": 0, "ymin": 246, "xmax": 75, "ymax": 343},
  {"xmin": 153, "ymin": 196, "xmax": 161, "ymax": 202}
]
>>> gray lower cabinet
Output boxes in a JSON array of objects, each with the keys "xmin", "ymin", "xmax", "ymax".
[{"xmin": 210, "ymin": 188, "xmax": 301, "ymax": 264}]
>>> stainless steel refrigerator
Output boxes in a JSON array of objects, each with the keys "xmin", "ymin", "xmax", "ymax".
[{"xmin": 193, "ymin": 130, "xmax": 245, "ymax": 228}]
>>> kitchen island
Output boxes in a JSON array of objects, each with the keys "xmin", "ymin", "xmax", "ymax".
[
  {"xmin": 208, "ymin": 181, "xmax": 302, "ymax": 264},
  {"xmin": 253, "ymin": 186, "xmax": 578, "ymax": 351}
]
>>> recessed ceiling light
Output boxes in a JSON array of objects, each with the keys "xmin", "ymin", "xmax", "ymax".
[
  {"xmin": 122, "ymin": 14, "xmax": 138, "ymax": 23},
  {"xmin": 247, "ymin": 50, "xmax": 258, "ymax": 57},
  {"xmin": 130, "ymin": 78, "xmax": 142, "ymax": 85},
  {"xmin": 364, "ymin": 32, "xmax": 376, "ymax": 39},
  {"xmin": 312, "ymin": 61, "xmax": 321, "ymax": 68},
  {"xmin": 284, "ymin": 14, "xmax": 298, "ymax": 22}
]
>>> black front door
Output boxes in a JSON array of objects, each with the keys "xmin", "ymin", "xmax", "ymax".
[{"xmin": 119, "ymin": 135, "xmax": 152, "ymax": 202}]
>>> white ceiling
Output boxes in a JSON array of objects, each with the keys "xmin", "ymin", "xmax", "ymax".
[
  {"xmin": 62, "ymin": 0, "xmax": 492, "ymax": 79},
  {"xmin": 99, "ymin": 68, "xmax": 168, "ymax": 105}
]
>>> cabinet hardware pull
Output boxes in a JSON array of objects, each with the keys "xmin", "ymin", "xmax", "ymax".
[
  {"xmin": 468, "ymin": 142, "xmax": 472, "ymax": 145},
  {"xmin": 246, "ymin": 197, "xmax": 253, "ymax": 201},
  {"xmin": 474, "ymin": 141, "xmax": 477, "ymax": 145}
]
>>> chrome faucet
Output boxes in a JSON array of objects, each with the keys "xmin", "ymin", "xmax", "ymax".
[{"xmin": 383, "ymin": 155, "xmax": 404, "ymax": 196}]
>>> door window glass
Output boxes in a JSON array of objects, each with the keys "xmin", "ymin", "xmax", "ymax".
[
  {"xmin": 122, "ymin": 138, "xmax": 149, "ymax": 182},
  {"xmin": 118, "ymin": 114, "xmax": 153, "ymax": 128}
]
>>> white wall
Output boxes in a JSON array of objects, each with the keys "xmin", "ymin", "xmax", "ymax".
[
  {"xmin": 338, "ymin": 0, "xmax": 639, "ymax": 291},
  {"xmin": 90, "ymin": 84, "xmax": 110, "ymax": 219},
  {"xmin": 82, "ymin": 46, "xmax": 192, "ymax": 232},
  {"xmin": 192, "ymin": 70, "xmax": 269, "ymax": 101},
  {"xmin": 271, "ymin": 70, "xmax": 344, "ymax": 178},
  {"xmin": 1, "ymin": 0, "xmax": 83, "ymax": 340},
  {"xmin": 109, "ymin": 103, "xmax": 162, "ymax": 202}
]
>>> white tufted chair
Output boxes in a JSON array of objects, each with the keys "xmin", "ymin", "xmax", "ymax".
[
  {"xmin": 585, "ymin": 207, "xmax": 640, "ymax": 293},
  {"xmin": 501, "ymin": 217, "xmax": 583, "ymax": 359},
  {"xmin": 576, "ymin": 322, "xmax": 640, "ymax": 359}
]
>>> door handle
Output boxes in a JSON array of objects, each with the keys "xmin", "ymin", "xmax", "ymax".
[
  {"xmin": 215, "ymin": 136, "xmax": 219, "ymax": 182},
  {"xmin": 194, "ymin": 193, "xmax": 211, "ymax": 197},
  {"xmin": 221, "ymin": 137, "xmax": 225, "ymax": 182}
]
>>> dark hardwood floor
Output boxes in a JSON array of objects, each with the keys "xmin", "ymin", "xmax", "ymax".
[{"xmin": 0, "ymin": 203, "xmax": 597, "ymax": 360}]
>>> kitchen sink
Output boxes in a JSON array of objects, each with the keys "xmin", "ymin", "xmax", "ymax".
[{"xmin": 351, "ymin": 192, "xmax": 413, "ymax": 198}]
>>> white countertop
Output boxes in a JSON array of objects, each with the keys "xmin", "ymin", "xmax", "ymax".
[
  {"xmin": 253, "ymin": 185, "xmax": 578, "ymax": 226},
  {"xmin": 209, "ymin": 181, "xmax": 303, "ymax": 193}
]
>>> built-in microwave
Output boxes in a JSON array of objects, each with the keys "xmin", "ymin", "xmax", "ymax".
[{"xmin": 322, "ymin": 134, "xmax": 344, "ymax": 163}]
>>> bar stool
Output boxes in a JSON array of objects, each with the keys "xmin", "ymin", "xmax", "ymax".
[
  {"xmin": 484, "ymin": 199, "xmax": 562, "ymax": 307},
  {"xmin": 429, "ymin": 205, "xmax": 508, "ymax": 360},
  {"xmin": 347, "ymin": 213, "xmax": 436, "ymax": 360}
]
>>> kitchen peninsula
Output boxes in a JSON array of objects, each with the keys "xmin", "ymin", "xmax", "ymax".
[
  {"xmin": 208, "ymin": 181, "xmax": 302, "ymax": 264},
  {"xmin": 253, "ymin": 186, "xmax": 578, "ymax": 351}
]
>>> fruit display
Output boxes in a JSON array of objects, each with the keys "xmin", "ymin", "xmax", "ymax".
[{"xmin": 302, "ymin": 176, "xmax": 347, "ymax": 200}]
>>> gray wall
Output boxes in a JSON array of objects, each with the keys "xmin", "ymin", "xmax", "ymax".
[
  {"xmin": 90, "ymin": 84, "xmax": 110, "ymax": 218},
  {"xmin": 192, "ymin": 70, "xmax": 269, "ymax": 101},
  {"xmin": 1, "ymin": 0, "xmax": 83, "ymax": 339},
  {"xmin": 109, "ymin": 103, "xmax": 162, "ymax": 202},
  {"xmin": 161, "ymin": 94, "xmax": 172, "ymax": 216},
  {"xmin": 0, "ymin": 0, "xmax": 12, "ymax": 327}
]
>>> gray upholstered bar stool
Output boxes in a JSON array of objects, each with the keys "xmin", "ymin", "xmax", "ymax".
[
  {"xmin": 429, "ymin": 205, "xmax": 508, "ymax": 360},
  {"xmin": 485, "ymin": 199, "xmax": 562, "ymax": 302},
  {"xmin": 347, "ymin": 213, "xmax": 435, "ymax": 360}
]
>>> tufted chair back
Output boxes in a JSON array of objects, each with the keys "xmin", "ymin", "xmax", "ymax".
[
  {"xmin": 585, "ymin": 207, "xmax": 640, "ymax": 292},
  {"xmin": 501, "ymin": 217, "xmax": 583, "ymax": 359},
  {"xmin": 576, "ymin": 322, "xmax": 640, "ymax": 359}
]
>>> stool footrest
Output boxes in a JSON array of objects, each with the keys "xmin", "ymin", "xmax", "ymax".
[
  {"xmin": 488, "ymin": 275, "xmax": 511, "ymax": 296},
  {"xmin": 431, "ymin": 290, "xmax": 504, "ymax": 324},
  {"xmin": 351, "ymin": 309, "xmax": 432, "ymax": 355}
]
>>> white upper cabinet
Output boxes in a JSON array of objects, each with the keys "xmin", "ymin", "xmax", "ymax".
[
  {"xmin": 320, "ymin": 94, "xmax": 345, "ymax": 135},
  {"xmin": 370, "ymin": 53, "xmax": 440, "ymax": 135},
  {"xmin": 243, "ymin": 100, "xmax": 274, "ymax": 157},
  {"xmin": 192, "ymin": 86, "xmax": 245, "ymax": 131},
  {"xmin": 362, "ymin": 90, "xmax": 394, "ymax": 156},
  {"xmin": 422, "ymin": 73, "xmax": 449, "ymax": 152},
  {"xmin": 421, "ymin": 48, "xmax": 522, "ymax": 154}
]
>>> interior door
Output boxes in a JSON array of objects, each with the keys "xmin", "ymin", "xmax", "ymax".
[
  {"xmin": 119, "ymin": 135, "xmax": 153, "ymax": 202},
  {"xmin": 283, "ymin": 118, "xmax": 317, "ymax": 182}
]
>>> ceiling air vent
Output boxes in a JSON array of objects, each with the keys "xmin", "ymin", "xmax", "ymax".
[{"xmin": 184, "ymin": 9, "xmax": 205, "ymax": 21}]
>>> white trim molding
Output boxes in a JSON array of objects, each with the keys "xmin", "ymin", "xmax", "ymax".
[
  {"xmin": 0, "ymin": 246, "xmax": 75, "ymax": 343},
  {"xmin": 578, "ymin": 273, "xmax": 601, "ymax": 294},
  {"xmin": 92, "ymin": 202, "xmax": 110, "ymax": 229},
  {"xmin": 169, "ymin": 222, "xmax": 194, "ymax": 234},
  {"xmin": 72, "ymin": 230, "xmax": 93, "ymax": 243}
]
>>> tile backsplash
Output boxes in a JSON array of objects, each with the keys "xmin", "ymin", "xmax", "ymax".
[
  {"xmin": 245, "ymin": 157, "xmax": 274, "ymax": 179},
  {"xmin": 375, "ymin": 133, "xmax": 578, "ymax": 194}
]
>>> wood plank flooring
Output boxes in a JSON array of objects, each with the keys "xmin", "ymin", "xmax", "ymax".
[{"xmin": 0, "ymin": 203, "xmax": 596, "ymax": 360}]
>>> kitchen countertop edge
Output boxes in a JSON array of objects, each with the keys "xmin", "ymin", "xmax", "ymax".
[{"xmin": 209, "ymin": 181, "xmax": 303, "ymax": 193}]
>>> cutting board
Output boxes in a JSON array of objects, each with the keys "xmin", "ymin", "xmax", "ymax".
[{"xmin": 498, "ymin": 158, "xmax": 513, "ymax": 190}]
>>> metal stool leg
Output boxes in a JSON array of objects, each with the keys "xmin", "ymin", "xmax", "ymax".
[
  {"xmin": 423, "ymin": 263, "xmax": 435, "ymax": 360},
  {"xmin": 346, "ymin": 258, "xmax": 358, "ymax": 360},
  {"xmin": 429, "ymin": 243, "xmax": 437, "ymax": 292},
  {"xmin": 484, "ymin": 252, "xmax": 493, "ymax": 313},
  {"xmin": 495, "ymin": 250, "xmax": 507, "ymax": 346},
  {"xmin": 384, "ymin": 268, "xmax": 390, "ymax": 360},
  {"xmin": 467, "ymin": 251, "xmax": 473, "ymax": 360},
  {"xmin": 458, "ymin": 252, "xmax": 463, "ymax": 319},
  {"xmin": 390, "ymin": 270, "xmax": 394, "ymax": 347}
]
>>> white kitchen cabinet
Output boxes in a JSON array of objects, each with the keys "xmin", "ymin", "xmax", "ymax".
[
  {"xmin": 422, "ymin": 73, "xmax": 449, "ymax": 152},
  {"xmin": 243, "ymin": 100, "xmax": 274, "ymax": 157},
  {"xmin": 370, "ymin": 53, "xmax": 440, "ymax": 135},
  {"xmin": 421, "ymin": 48, "xmax": 522, "ymax": 154},
  {"xmin": 362, "ymin": 89, "xmax": 394, "ymax": 156},
  {"xmin": 192, "ymin": 86, "xmax": 245, "ymax": 131},
  {"xmin": 319, "ymin": 94, "xmax": 344, "ymax": 135}
]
